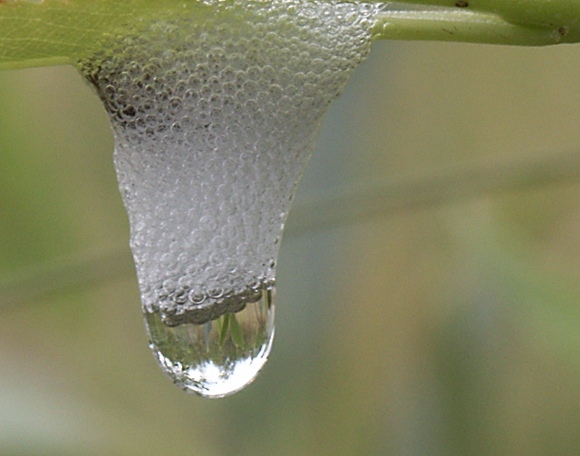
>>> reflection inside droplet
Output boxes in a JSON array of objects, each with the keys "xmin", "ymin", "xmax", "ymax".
[{"xmin": 145, "ymin": 286, "xmax": 275, "ymax": 398}]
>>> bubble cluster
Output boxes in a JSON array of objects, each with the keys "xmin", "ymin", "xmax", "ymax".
[{"xmin": 79, "ymin": 0, "xmax": 380, "ymax": 328}]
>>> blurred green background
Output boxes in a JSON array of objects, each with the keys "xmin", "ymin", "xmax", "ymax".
[{"xmin": 1, "ymin": 40, "xmax": 579, "ymax": 455}]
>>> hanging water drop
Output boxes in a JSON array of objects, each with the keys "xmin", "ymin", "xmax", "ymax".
[
  {"xmin": 77, "ymin": 0, "xmax": 382, "ymax": 397},
  {"xmin": 146, "ymin": 286, "xmax": 275, "ymax": 398}
]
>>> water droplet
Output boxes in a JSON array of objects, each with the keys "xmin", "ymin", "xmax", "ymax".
[{"xmin": 145, "ymin": 286, "xmax": 275, "ymax": 398}]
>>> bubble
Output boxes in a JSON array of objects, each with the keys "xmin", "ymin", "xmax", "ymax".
[{"xmin": 77, "ymin": 0, "xmax": 382, "ymax": 397}]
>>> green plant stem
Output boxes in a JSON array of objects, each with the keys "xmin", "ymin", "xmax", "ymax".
[
  {"xmin": 386, "ymin": 0, "xmax": 580, "ymax": 31},
  {"xmin": 1, "ymin": 0, "xmax": 580, "ymax": 70},
  {"xmin": 372, "ymin": 8, "xmax": 568, "ymax": 45},
  {"xmin": 0, "ymin": 0, "xmax": 211, "ymax": 69}
]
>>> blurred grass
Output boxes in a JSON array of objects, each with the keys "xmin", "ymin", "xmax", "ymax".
[{"xmin": 0, "ymin": 41, "xmax": 579, "ymax": 455}]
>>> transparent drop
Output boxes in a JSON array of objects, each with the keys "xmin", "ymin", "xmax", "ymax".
[
  {"xmin": 145, "ymin": 286, "xmax": 275, "ymax": 398},
  {"xmin": 77, "ymin": 0, "xmax": 382, "ymax": 397}
]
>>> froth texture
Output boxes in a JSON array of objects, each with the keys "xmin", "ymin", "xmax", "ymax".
[{"xmin": 78, "ymin": 1, "xmax": 380, "ymax": 325}]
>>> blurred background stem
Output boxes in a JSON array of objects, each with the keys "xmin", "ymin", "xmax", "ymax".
[{"xmin": 1, "ymin": 147, "xmax": 579, "ymax": 307}]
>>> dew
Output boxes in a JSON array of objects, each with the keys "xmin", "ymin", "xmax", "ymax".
[{"xmin": 77, "ymin": 0, "xmax": 383, "ymax": 397}]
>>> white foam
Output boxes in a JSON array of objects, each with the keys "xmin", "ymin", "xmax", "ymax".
[{"xmin": 78, "ymin": 0, "xmax": 381, "ymax": 325}]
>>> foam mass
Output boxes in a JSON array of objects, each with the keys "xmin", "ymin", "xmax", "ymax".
[{"xmin": 78, "ymin": 1, "xmax": 381, "ymax": 326}]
